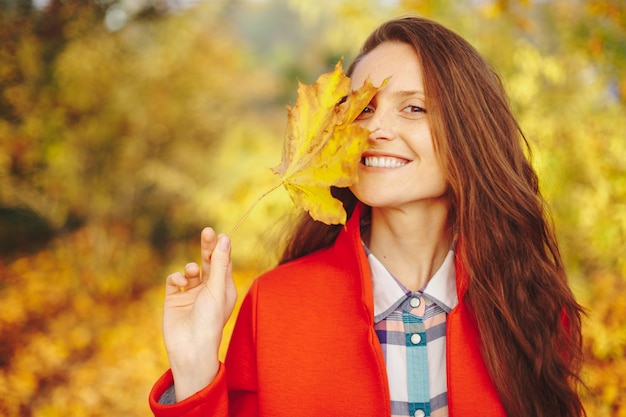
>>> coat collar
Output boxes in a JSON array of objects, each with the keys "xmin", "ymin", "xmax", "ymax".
[{"xmin": 337, "ymin": 203, "xmax": 506, "ymax": 416}]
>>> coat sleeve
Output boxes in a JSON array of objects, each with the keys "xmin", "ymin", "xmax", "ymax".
[
  {"xmin": 148, "ymin": 280, "xmax": 261, "ymax": 417},
  {"xmin": 148, "ymin": 364, "xmax": 230, "ymax": 417}
]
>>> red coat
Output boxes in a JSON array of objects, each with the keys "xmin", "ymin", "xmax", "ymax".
[{"xmin": 149, "ymin": 204, "xmax": 507, "ymax": 416}]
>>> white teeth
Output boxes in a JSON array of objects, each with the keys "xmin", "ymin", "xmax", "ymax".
[{"xmin": 363, "ymin": 156, "xmax": 407, "ymax": 168}]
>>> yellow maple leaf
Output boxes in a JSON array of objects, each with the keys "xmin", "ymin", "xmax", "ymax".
[
  {"xmin": 272, "ymin": 59, "xmax": 381, "ymax": 225},
  {"xmin": 229, "ymin": 60, "xmax": 382, "ymax": 235}
]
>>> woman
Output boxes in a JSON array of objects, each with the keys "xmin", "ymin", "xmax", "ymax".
[{"xmin": 149, "ymin": 16, "xmax": 585, "ymax": 417}]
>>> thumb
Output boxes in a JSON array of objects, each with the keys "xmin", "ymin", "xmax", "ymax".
[{"xmin": 207, "ymin": 234, "xmax": 232, "ymax": 294}]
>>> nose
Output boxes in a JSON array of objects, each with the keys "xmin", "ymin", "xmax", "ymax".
[{"xmin": 360, "ymin": 109, "xmax": 394, "ymax": 142}]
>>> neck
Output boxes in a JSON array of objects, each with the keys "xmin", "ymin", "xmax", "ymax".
[{"xmin": 365, "ymin": 200, "xmax": 451, "ymax": 291}]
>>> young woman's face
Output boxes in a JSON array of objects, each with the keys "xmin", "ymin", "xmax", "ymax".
[{"xmin": 349, "ymin": 41, "xmax": 448, "ymax": 212}]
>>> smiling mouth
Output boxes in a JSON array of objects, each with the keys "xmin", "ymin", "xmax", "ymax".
[{"xmin": 362, "ymin": 156, "xmax": 409, "ymax": 168}]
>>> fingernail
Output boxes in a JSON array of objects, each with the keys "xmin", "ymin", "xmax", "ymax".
[{"xmin": 218, "ymin": 235, "xmax": 231, "ymax": 251}]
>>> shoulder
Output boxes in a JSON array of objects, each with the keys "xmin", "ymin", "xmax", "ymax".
[
  {"xmin": 255, "ymin": 244, "xmax": 354, "ymax": 293},
  {"xmin": 245, "ymin": 205, "xmax": 370, "ymax": 307}
]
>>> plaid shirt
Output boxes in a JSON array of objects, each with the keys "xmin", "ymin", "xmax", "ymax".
[{"xmin": 366, "ymin": 246, "xmax": 458, "ymax": 417}]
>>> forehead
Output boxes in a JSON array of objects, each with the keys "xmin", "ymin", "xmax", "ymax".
[{"xmin": 350, "ymin": 41, "xmax": 424, "ymax": 92}]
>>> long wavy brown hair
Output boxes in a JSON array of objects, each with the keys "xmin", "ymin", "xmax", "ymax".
[{"xmin": 280, "ymin": 16, "xmax": 585, "ymax": 417}]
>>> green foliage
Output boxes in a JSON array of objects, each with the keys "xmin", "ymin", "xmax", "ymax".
[{"xmin": 0, "ymin": 0, "xmax": 624, "ymax": 416}]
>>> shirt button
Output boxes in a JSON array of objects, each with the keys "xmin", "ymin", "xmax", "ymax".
[
  {"xmin": 410, "ymin": 333, "xmax": 422, "ymax": 345},
  {"xmin": 414, "ymin": 410, "xmax": 425, "ymax": 417},
  {"xmin": 410, "ymin": 296, "xmax": 421, "ymax": 308}
]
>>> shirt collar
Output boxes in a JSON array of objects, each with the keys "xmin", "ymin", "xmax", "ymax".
[{"xmin": 366, "ymin": 246, "xmax": 459, "ymax": 323}]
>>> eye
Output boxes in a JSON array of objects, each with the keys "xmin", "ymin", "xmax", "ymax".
[
  {"xmin": 403, "ymin": 105, "xmax": 427, "ymax": 114},
  {"xmin": 355, "ymin": 105, "xmax": 374, "ymax": 120}
]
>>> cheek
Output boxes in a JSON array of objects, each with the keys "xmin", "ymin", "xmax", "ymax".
[
  {"xmin": 349, "ymin": 173, "xmax": 385, "ymax": 205},
  {"xmin": 426, "ymin": 161, "xmax": 447, "ymax": 186},
  {"xmin": 429, "ymin": 167, "xmax": 450, "ymax": 197}
]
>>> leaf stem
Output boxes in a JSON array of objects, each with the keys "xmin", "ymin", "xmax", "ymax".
[{"xmin": 228, "ymin": 181, "xmax": 284, "ymax": 237}]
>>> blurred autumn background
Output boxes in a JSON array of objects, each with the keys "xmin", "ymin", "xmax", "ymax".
[{"xmin": 0, "ymin": 0, "xmax": 624, "ymax": 415}]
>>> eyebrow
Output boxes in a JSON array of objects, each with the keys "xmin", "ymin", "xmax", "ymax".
[
  {"xmin": 392, "ymin": 90, "xmax": 426, "ymax": 98},
  {"xmin": 341, "ymin": 89, "xmax": 425, "ymax": 106}
]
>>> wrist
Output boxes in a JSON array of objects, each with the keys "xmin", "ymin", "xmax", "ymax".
[{"xmin": 170, "ymin": 355, "xmax": 220, "ymax": 402}]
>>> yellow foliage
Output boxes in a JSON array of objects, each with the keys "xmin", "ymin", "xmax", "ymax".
[{"xmin": 1, "ymin": 1, "xmax": 625, "ymax": 416}]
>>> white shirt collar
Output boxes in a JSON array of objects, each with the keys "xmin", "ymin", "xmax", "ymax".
[{"xmin": 367, "ymin": 247, "xmax": 459, "ymax": 322}]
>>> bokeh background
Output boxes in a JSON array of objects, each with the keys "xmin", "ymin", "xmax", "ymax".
[{"xmin": 0, "ymin": 0, "xmax": 624, "ymax": 415}]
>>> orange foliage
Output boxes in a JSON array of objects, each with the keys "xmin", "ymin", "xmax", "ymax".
[
  {"xmin": 0, "ymin": 225, "xmax": 255, "ymax": 416},
  {"xmin": 0, "ymin": 225, "xmax": 163, "ymax": 416},
  {"xmin": 579, "ymin": 269, "xmax": 626, "ymax": 416}
]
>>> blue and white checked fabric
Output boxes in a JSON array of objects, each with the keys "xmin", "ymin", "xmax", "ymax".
[{"xmin": 367, "ymin": 247, "xmax": 458, "ymax": 417}]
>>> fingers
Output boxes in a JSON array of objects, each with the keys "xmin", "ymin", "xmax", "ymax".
[
  {"xmin": 164, "ymin": 227, "xmax": 231, "ymax": 296},
  {"xmin": 199, "ymin": 227, "xmax": 216, "ymax": 281},
  {"xmin": 165, "ymin": 271, "xmax": 187, "ymax": 295},
  {"xmin": 206, "ymin": 232, "xmax": 232, "ymax": 297},
  {"xmin": 199, "ymin": 226, "xmax": 231, "ymax": 281},
  {"xmin": 165, "ymin": 262, "xmax": 201, "ymax": 293},
  {"xmin": 184, "ymin": 262, "xmax": 201, "ymax": 288}
]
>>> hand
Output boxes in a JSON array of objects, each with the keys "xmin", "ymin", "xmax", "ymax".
[{"xmin": 162, "ymin": 227, "xmax": 237, "ymax": 401}]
